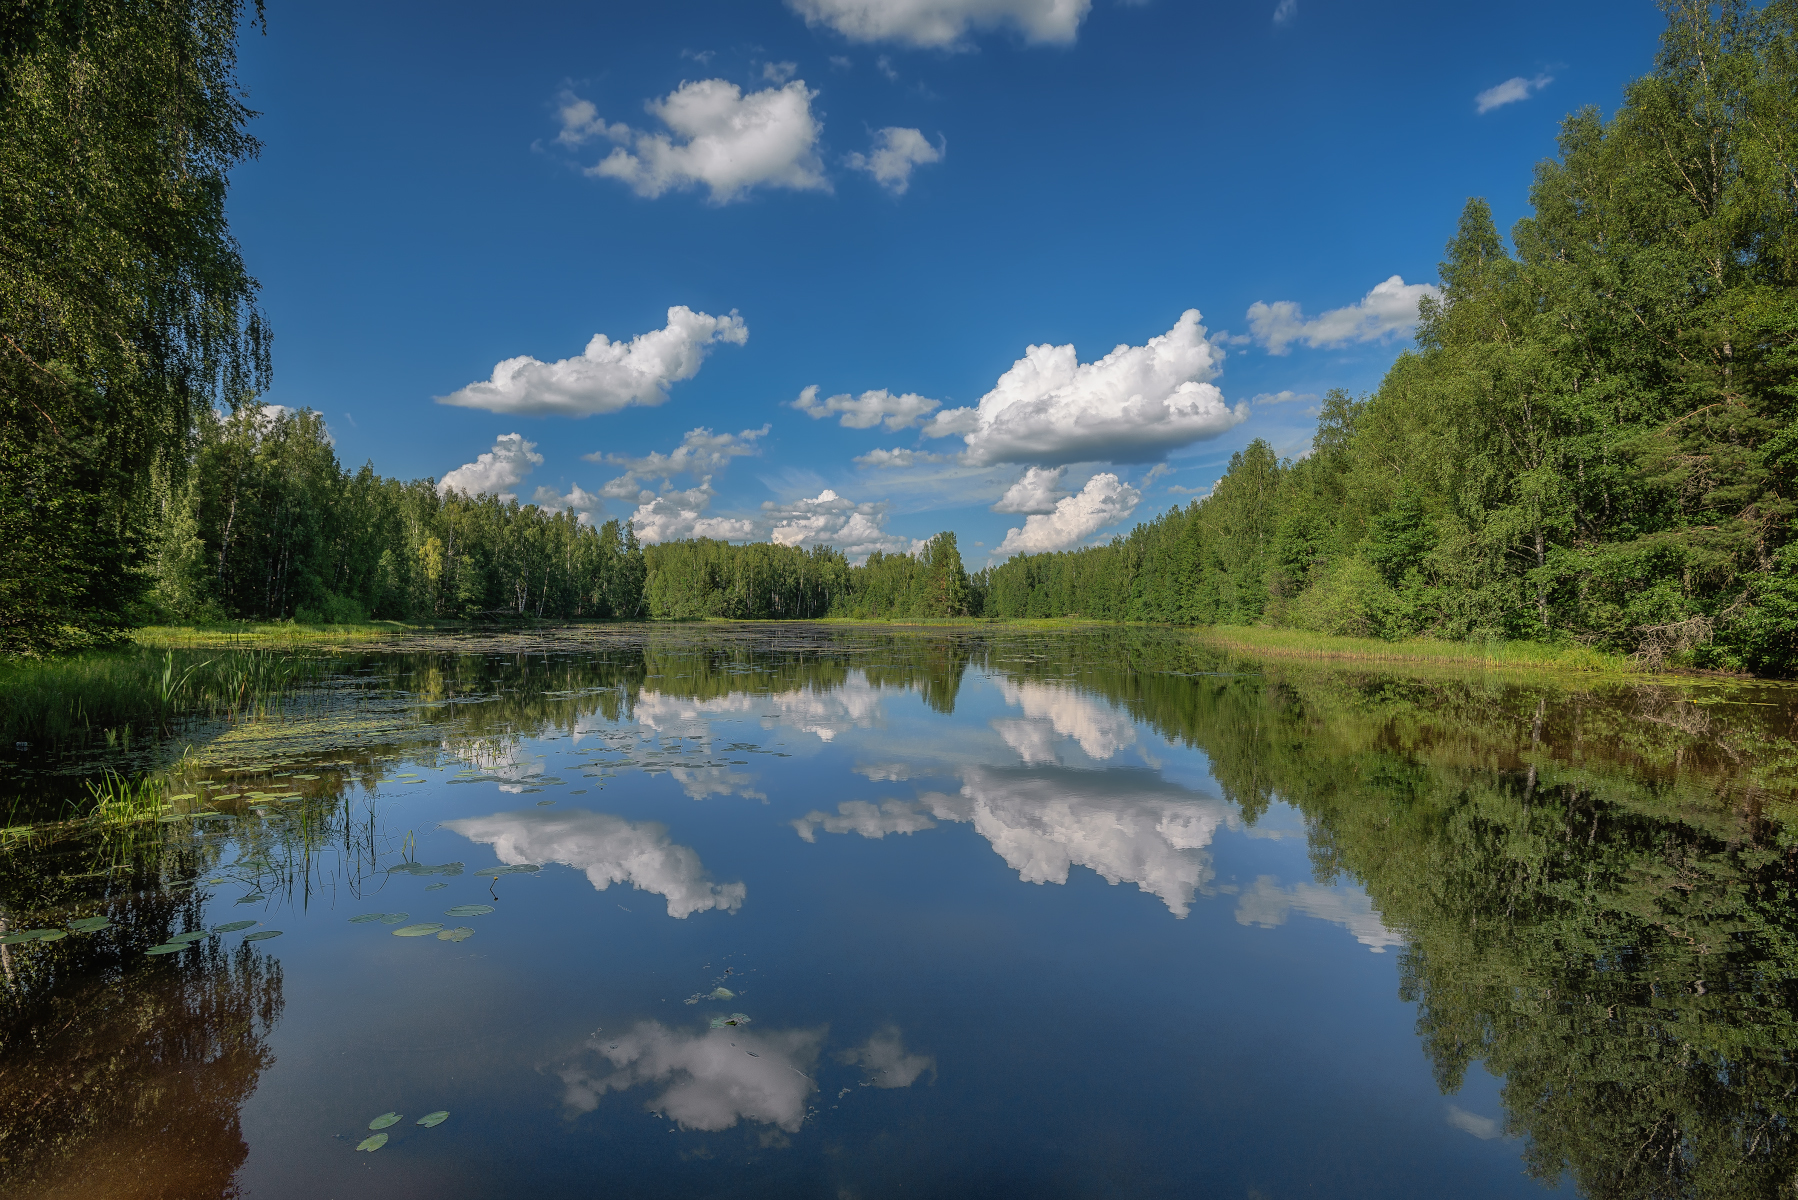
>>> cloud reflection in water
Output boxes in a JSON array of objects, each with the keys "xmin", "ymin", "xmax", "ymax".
[
  {"xmin": 443, "ymin": 808, "xmax": 746, "ymax": 917},
  {"xmin": 561, "ymin": 1022, "xmax": 824, "ymax": 1132}
]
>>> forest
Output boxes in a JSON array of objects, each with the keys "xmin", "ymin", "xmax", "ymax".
[{"xmin": 3, "ymin": 1, "xmax": 1795, "ymax": 674}]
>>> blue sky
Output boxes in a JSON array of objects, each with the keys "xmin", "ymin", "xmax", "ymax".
[{"xmin": 233, "ymin": 0, "xmax": 1666, "ymax": 563}]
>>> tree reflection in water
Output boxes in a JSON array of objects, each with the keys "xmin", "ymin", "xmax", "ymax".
[{"xmin": 0, "ymin": 880, "xmax": 284, "ymax": 1200}]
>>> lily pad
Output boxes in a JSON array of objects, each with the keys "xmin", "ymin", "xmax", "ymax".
[
  {"xmin": 66, "ymin": 916, "xmax": 112, "ymax": 933},
  {"xmin": 436, "ymin": 926, "xmax": 474, "ymax": 942},
  {"xmin": 169, "ymin": 930, "xmax": 210, "ymax": 944},
  {"xmin": 379, "ymin": 913, "xmax": 410, "ymax": 925},
  {"xmin": 709, "ymin": 1012, "xmax": 752, "ymax": 1029},
  {"xmin": 416, "ymin": 1110, "xmax": 450, "ymax": 1127},
  {"xmin": 145, "ymin": 943, "xmax": 189, "ymax": 955},
  {"xmin": 424, "ymin": 883, "xmax": 448, "ymax": 891},
  {"xmin": 707, "ymin": 987, "xmax": 736, "ymax": 1000},
  {"xmin": 356, "ymin": 1132, "xmax": 388, "ymax": 1152},
  {"xmin": 212, "ymin": 920, "xmax": 258, "ymax": 933},
  {"xmin": 235, "ymin": 894, "xmax": 267, "ymax": 904},
  {"xmin": 243, "ymin": 930, "xmax": 283, "ymax": 942},
  {"xmin": 393, "ymin": 923, "xmax": 444, "ymax": 937},
  {"xmin": 0, "ymin": 928, "xmax": 61, "ymax": 944},
  {"xmin": 443, "ymin": 904, "xmax": 494, "ymax": 917},
  {"xmin": 169, "ymin": 793, "xmax": 198, "ymax": 801},
  {"xmin": 472, "ymin": 864, "xmax": 540, "ymax": 877},
  {"xmin": 367, "ymin": 1111, "xmax": 402, "ymax": 1130},
  {"xmin": 387, "ymin": 861, "xmax": 464, "ymax": 877}
]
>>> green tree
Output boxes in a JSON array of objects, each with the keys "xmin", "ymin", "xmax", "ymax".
[{"xmin": 1, "ymin": 0, "xmax": 268, "ymax": 654}]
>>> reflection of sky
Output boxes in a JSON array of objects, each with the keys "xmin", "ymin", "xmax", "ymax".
[
  {"xmin": 1234, "ymin": 875, "xmax": 1404, "ymax": 953},
  {"xmin": 559, "ymin": 1022, "xmax": 935, "ymax": 1133},
  {"xmin": 561, "ymin": 1021, "xmax": 823, "ymax": 1132},
  {"xmin": 992, "ymin": 678, "xmax": 1137, "ymax": 762},
  {"xmin": 444, "ymin": 808, "xmax": 746, "ymax": 918},
  {"xmin": 631, "ymin": 673, "xmax": 885, "ymax": 744}
]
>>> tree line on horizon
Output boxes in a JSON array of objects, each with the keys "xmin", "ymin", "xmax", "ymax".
[{"xmin": 3, "ymin": 1, "xmax": 1794, "ymax": 674}]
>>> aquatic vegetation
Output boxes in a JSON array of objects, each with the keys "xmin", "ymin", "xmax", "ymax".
[
  {"xmin": 367, "ymin": 1112, "xmax": 402, "ymax": 1130},
  {"xmin": 392, "ymin": 923, "xmax": 443, "ymax": 937},
  {"xmin": 443, "ymin": 904, "xmax": 493, "ymax": 917},
  {"xmin": 417, "ymin": 1111, "xmax": 450, "ymax": 1127},
  {"xmin": 356, "ymin": 1133, "xmax": 388, "ymax": 1152},
  {"xmin": 436, "ymin": 927, "xmax": 474, "ymax": 942}
]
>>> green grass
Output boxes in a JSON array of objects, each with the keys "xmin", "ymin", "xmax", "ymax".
[
  {"xmin": 0, "ymin": 646, "xmax": 330, "ymax": 747},
  {"xmin": 132, "ymin": 619, "xmax": 424, "ymax": 648},
  {"xmin": 1185, "ymin": 625, "xmax": 1638, "ymax": 673}
]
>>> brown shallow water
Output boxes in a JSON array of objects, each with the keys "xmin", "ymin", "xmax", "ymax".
[{"xmin": 1, "ymin": 625, "xmax": 1794, "ymax": 1199}]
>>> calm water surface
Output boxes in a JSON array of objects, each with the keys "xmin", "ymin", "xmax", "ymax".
[{"xmin": 2, "ymin": 626, "xmax": 1794, "ymax": 1199}]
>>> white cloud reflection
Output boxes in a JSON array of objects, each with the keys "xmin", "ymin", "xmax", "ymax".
[
  {"xmin": 1233, "ymin": 875, "xmax": 1403, "ymax": 952},
  {"xmin": 562, "ymin": 1021, "xmax": 823, "ymax": 1131},
  {"xmin": 835, "ymin": 1026, "xmax": 936, "ymax": 1088},
  {"xmin": 443, "ymin": 808, "xmax": 746, "ymax": 918},
  {"xmin": 992, "ymin": 678, "xmax": 1136, "ymax": 762},
  {"xmin": 792, "ymin": 799, "xmax": 936, "ymax": 842}
]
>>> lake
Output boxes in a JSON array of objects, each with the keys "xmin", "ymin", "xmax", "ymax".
[{"xmin": 2, "ymin": 625, "xmax": 1794, "ymax": 1199}]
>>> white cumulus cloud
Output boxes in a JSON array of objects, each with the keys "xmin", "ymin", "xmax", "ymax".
[
  {"xmin": 561, "ymin": 1021, "xmax": 823, "ymax": 1132},
  {"xmin": 995, "ymin": 472, "xmax": 1139, "ymax": 556},
  {"xmin": 991, "ymin": 465, "xmax": 1067, "ymax": 513},
  {"xmin": 531, "ymin": 481, "xmax": 606, "ymax": 525},
  {"xmin": 847, "ymin": 127, "xmax": 944, "ymax": 194},
  {"xmin": 438, "ymin": 433, "xmax": 543, "ymax": 499},
  {"xmin": 592, "ymin": 425, "xmax": 770, "ymax": 487},
  {"xmin": 443, "ymin": 807, "xmax": 747, "ymax": 919},
  {"xmin": 578, "ymin": 79, "xmax": 828, "ymax": 203},
  {"xmin": 762, "ymin": 489, "xmax": 917, "ymax": 560},
  {"xmin": 1475, "ymin": 73, "xmax": 1553, "ymax": 114},
  {"xmin": 854, "ymin": 447, "xmax": 953, "ymax": 468},
  {"xmin": 1272, "ymin": 0, "xmax": 1296, "ymax": 25},
  {"xmin": 921, "ymin": 310, "xmax": 1246, "ymax": 465},
  {"xmin": 1246, "ymin": 276, "xmax": 1439, "ymax": 356},
  {"xmin": 791, "ymin": 384, "xmax": 941, "ymax": 430},
  {"xmin": 437, "ymin": 306, "xmax": 748, "ymax": 417},
  {"xmin": 631, "ymin": 479, "xmax": 757, "ymax": 544},
  {"xmin": 788, "ymin": 0, "xmax": 1091, "ymax": 48}
]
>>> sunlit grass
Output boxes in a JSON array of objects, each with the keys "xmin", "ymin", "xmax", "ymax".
[
  {"xmin": 133, "ymin": 619, "xmax": 422, "ymax": 648},
  {"xmin": 0, "ymin": 647, "xmax": 330, "ymax": 747},
  {"xmin": 1186, "ymin": 626, "xmax": 1637, "ymax": 673}
]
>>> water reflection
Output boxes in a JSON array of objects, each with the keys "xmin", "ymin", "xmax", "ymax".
[
  {"xmin": 444, "ymin": 808, "xmax": 747, "ymax": 918},
  {"xmin": 0, "ymin": 887, "xmax": 284, "ymax": 1199},
  {"xmin": 3, "ymin": 625, "xmax": 1796, "ymax": 1198},
  {"xmin": 1233, "ymin": 875, "xmax": 1404, "ymax": 952},
  {"xmin": 992, "ymin": 677, "xmax": 1137, "ymax": 762},
  {"xmin": 561, "ymin": 1022, "xmax": 824, "ymax": 1133},
  {"xmin": 935, "ymin": 767, "xmax": 1231, "ymax": 918},
  {"xmin": 836, "ymin": 1026, "xmax": 937, "ymax": 1090}
]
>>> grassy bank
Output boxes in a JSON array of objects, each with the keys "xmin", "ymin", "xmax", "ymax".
[
  {"xmin": 0, "ymin": 647, "xmax": 328, "ymax": 748},
  {"xmin": 1185, "ymin": 626, "xmax": 1639, "ymax": 673},
  {"xmin": 132, "ymin": 619, "xmax": 424, "ymax": 648}
]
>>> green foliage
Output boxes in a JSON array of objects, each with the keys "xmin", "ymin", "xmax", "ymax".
[
  {"xmin": 638, "ymin": 530, "xmax": 972, "ymax": 620},
  {"xmin": 0, "ymin": 0, "xmax": 269, "ymax": 656},
  {"xmin": 144, "ymin": 406, "xmax": 647, "ymax": 624},
  {"xmin": 978, "ymin": 1, "xmax": 1798, "ymax": 676}
]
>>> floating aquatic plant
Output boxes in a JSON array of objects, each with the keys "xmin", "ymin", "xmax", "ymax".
[
  {"xmin": 392, "ymin": 923, "xmax": 444, "ymax": 937},
  {"xmin": 443, "ymin": 904, "xmax": 493, "ymax": 917},
  {"xmin": 356, "ymin": 1133, "xmax": 388, "ymax": 1152},
  {"xmin": 416, "ymin": 1111, "xmax": 450, "ymax": 1127}
]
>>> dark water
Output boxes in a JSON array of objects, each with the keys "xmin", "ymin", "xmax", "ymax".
[{"xmin": 2, "ymin": 626, "xmax": 1795, "ymax": 1200}]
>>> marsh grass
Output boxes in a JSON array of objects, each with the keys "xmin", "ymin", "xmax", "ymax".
[
  {"xmin": 82, "ymin": 769, "xmax": 167, "ymax": 826},
  {"xmin": 0, "ymin": 647, "xmax": 332, "ymax": 747},
  {"xmin": 134, "ymin": 619, "xmax": 421, "ymax": 649},
  {"xmin": 1182, "ymin": 626, "xmax": 1640, "ymax": 674}
]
